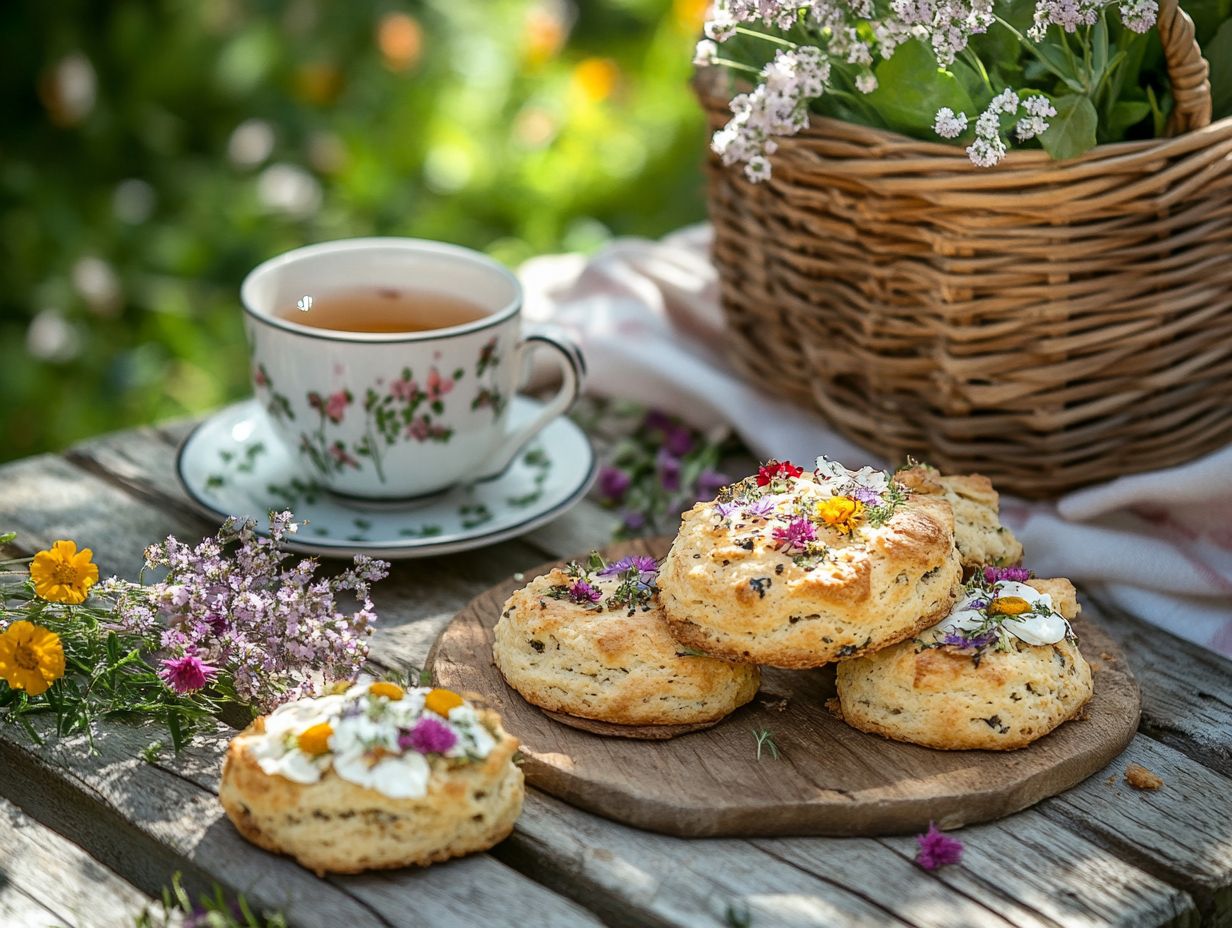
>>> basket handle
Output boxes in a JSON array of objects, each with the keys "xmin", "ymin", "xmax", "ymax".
[{"xmin": 1158, "ymin": 0, "xmax": 1212, "ymax": 134}]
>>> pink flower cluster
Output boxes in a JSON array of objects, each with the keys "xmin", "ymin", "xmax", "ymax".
[{"xmin": 116, "ymin": 511, "xmax": 389, "ymax": 713}]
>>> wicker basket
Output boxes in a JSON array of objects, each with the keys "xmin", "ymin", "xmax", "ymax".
[{"xmin": 699, "ymin": 0, "xmax": 1232, "ymax": 498}]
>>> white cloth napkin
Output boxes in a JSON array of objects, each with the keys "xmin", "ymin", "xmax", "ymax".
[{"xmin": 520, "ymin": 224, "xmax": 1232, "ymax": 658}]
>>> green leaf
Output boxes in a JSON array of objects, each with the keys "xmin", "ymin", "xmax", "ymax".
[
  {"xmin": 1106, "ymin": 100, "xmax": 1151, "ymax": 134},
  {"xmin": 1092, "ymin": 18, "xmax": 1109, "ymax": 85},
  {"xmin": 0, "ymin": 531, "xmax": 15, "ymax": 544},
  {"xmin": 1040, "ymin": 94, "xmax": 1099, "ymax": 160},
  {"xmin": 1179, "ymin": 0, "xmax": 1232, "ymax": 45},
  {"xmin": 1207, "ymin": 20, "xmax": 1232, "ymax": 120},
  {"xmin": 865, "ymin": 39, "xmax": 975, "ymax": 135}
]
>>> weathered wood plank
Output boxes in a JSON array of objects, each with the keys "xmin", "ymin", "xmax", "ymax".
[
  {"xmin": 0, "ymin": 718, "xmax": 603, "ymax": 928},
  {"xmin": 1086, "ymin": 593, "xmax": 1232, "ymax": 778},
  {"xmin": 1038, "ymin": 735, "xmax": 1232, "ymax": 927},
  {"xmin": 0, "ymin": 793, "xmax": 155, "ymax": 928}
]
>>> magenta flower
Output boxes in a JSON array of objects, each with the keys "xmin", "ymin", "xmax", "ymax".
[
  {"xmin": 598, "ymin": 466, "xmax": 632, "ymax": 503},
  {"xmin": 984, "ymin": 565, "xmax": 1031, "ymax": 584},
  {"xmin": 324, "ymin": 390, "xmax": 349, "ymax": 423},
  {"xmin": 915, "ymin": 822, "xmax": 964, "ymax": 870},
  {"xmin": 158, "ymin": 650, "xmax": 218, "ymax": 694},
  {"xmin": 643, "ymin": 410, "xmax": 674, "ymax": 433},
  {"xmin": 568, "ymin": 580, "xmax": 602, "ymax": 604},
  {"xmin": 772, "ymin": 517, "xmax": 817, "ymax": 553},
  {"xmin": 621, "ymin": 511, "xmax": 646, "ymax": 532},
  {"xmin": 399, "ymin": 716, "xmax": 457, "ymax": 755}
]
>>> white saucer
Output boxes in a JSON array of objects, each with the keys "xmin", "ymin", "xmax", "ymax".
[{"xmin": 176, "ymin": 397, "xmax": 597, "ymax": 558}]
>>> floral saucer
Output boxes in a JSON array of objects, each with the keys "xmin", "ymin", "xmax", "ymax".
[{"xmin": 176, "ymin": 397, "xmax": 596, "ymax": 558}]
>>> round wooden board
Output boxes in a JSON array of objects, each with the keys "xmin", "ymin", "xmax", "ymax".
[{"xmin": 429, "ymin": 538, "xmax": 1142, "ymax": 838}]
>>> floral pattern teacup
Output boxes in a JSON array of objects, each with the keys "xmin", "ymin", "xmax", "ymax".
[{"xmin": 241, "ymin": 238, "xmax": 583, "ymax": 499}]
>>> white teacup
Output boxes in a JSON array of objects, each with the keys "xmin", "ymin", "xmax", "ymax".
[{"xmin": 240, "ymin": 238, "xmax": 583, "ymax": 500}]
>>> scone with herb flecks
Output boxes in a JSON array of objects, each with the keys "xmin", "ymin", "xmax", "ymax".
[
  {"xmin": 493, "ymin": 554, "xmax": 760, "ymax": 727},
  {"xmin": 834, "ymin": 567, "xmax": 1093, "ymax": 750},
  {"xmin": 656, "ymin": 459, "xmax": 964, "ymax": 669},
  {"xmin": 220, "ymin": 681, "xmax": 522, "ymax": 875},
  {"xmin": 896, "ymin": 464, "xmax": 1024, "ymax": 572}
]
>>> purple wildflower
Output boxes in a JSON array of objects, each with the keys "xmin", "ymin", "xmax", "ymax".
[
  {"xmin": 158, "ymin": 649, "xmax": 218, "ymax": 694},
  {"xmin": 664, "ymin": 425, "xmax": 695, "ymax": 457},
  {"xmin": 714, "ymin": 500, "xmax": 742, "ymax": 520},
  {"xmin": 850, "ymin": 486, "xmax": 882, "ymax": 506},
  {"xmin": 621, "ymin": 511, "xmax": 646, "ymax": 531},
  {"xmin": 568, "ymin": 579, "xmax": 602, "ymax": 604},
  {"xmin": 915, "ymin": 822, "xmax": 964, "ymax": 870},
  {"xmin": 597, "ymin": 466, "xmax": 631, "ymax": 503},
  {"xmin": 399, "ymin": 716, "xmax": 458, "ymax": 755},
  {"xmin": 643, "ymin": 410, "xmax": 675, "ymax": 434},
  {"xmin": 744, "ymin": 498, "xmax": 776, "ymax": 519},
  {"xmin": 600, "ymin": 555, "xmax": 659, "ymax": 580},
  {"xmin": 656, "ymin": 448, "xmax": 682, "ymax": 492},
  {"xmin": 772, "ymin": 517, "xmax": 817, "ymax": 554},
  {"xmin": 940, "ymin": 630, "xmax": 997, "ymax": 650},
  {"xmin": 696, "ymin": 469, "xmax": 730, "ymax": 500},
  {"xmin": 984, "ymin": 565, "xmax": 1031, "ymax": 584}
]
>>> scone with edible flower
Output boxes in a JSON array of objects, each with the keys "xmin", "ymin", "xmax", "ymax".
[
  {"xmin": 656, "ymin": 459, "xmax": 964, "ymax": 668},
  {"xmin": 493, "ymin": 553, "xmax": 760, "ymax": 727},
  {"xmin": 895, "ymin": 463, "xmax": 1024, "ymax": 572},
  {"xmin": 219, "ymin": 680, "xmax": 523, "ymax": 875},
  {"xmin": 834, "ymin": 566, "xmax": 1094, "ymax": 750}
]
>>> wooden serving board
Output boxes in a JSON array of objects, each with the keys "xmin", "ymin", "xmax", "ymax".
[{"xmin": 429, "ymin": 538, "xmax": 1141, "ymax": 838}]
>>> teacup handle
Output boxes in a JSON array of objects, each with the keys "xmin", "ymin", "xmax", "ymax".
[{"xmin": 468, "ymin": 330, "xmax": 585, "ymax": 483}]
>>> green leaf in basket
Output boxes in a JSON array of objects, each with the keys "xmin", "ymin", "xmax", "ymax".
[
  {"xmin": 865, "ymin": 39, "xmax": 975, "ymax": 135},
  {"xmin": 1105, "ymin": 99, "xmax": 1152, "ymax": 135},
  {"xmin": 1040, "ymin": 95, "xmax": 1098, "ymax": 161},
  {"xmin": 1207, "ymin": 20, "xmax": 1232, "ymax": 120}
]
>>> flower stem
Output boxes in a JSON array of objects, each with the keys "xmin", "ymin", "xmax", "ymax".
[
  {"xmin": 733, "ymin": 26, "xmax": 799, "ymax": 48},
  {"xmin": 712, "ymin": 56, "xmax": 761, "ymax": 75}
]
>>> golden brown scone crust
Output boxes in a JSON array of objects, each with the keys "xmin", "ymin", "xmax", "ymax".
[
  {"xmin": 897, "ymin": 466, "xmax": 1024, "ymax": 571},
  {"xmin": 657, "ymin": 491, "xmax": 963, "ymax": 668},
  {"xmin": 493, "ymin": 569, "xmax": 760, "ymax": 725},
  {"xmin": 219, "ymin": 711, "xmax": 523, "ymax": 875},
  {"xmin": 835, "ymin": 579, "xmax": 1092, "ymax": 750},
  {"xmin": 896, "ymin": 465, "xmax": 1020, "ymax": 569}
]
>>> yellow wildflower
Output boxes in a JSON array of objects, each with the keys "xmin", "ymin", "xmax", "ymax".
[
  {"xmin": 988, "ymin": 596, "xmax": 1031, "ymax": 617},
  {"xmin": 369, "ymin": 681, "xmax": 405, "ymax": 701},
  {"xmin": 30, "ymin": 540, "xmax": 99, "ymax": 604},
  {"xmin": 572, "ymin": 58, "xmax": 620, "ymax": 103},
  {"xmin": 815, "ymin": 496, "xmax": 865, "ymax": 535},
  {"xmin": 0, "ymin": 621, "xmax": 65, "ymax": 696},
  {"xmin": 297, "ymin": 722, "xmax": 334, "ymax": 756},
  {"xmin": 424, "ymin": 688, "xmax": 464, "ymax": 717}
]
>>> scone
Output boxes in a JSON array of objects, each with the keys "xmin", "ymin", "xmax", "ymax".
[
  {"xmin": 657, "ymin": 459, "xmax": 964, "ymax": 668},
  {"xmin": 220, "ymin": 681, "xmax": 523, "ymax": 875},
  {"xmin": 896, "ymin": 464, "xmax": 1023, "ymax": 571},
  {"xmin": 493, "ymin": 554, "xmax": 760, "ymax": 726},
  {"xmin": 835, "ymin": 568, "xmax": 1093, "ymax": 750}
]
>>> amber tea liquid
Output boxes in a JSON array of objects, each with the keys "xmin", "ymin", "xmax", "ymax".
[{"xmin": 280, "ymin": 287, "xmax": 489, "ymax": 334}]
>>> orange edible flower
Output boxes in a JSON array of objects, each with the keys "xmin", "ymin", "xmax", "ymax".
[
  {"xmin": 424, "ymin": 688, "xmax": 464, "ymax": 717},
  {"xmin": 30, "ymin": 540, "xmax": 99, "ymax": 604},
  {"xmin": 815, "ymin": 496, "xmax": 865, "ymax": 535},
  {"xmin": 297, "ymin": 722, "xmax": 334, "ymax": 756},
  {"xmin": 369, "ymin": 681, "xmax": 405, "ymax": 701},
  {"xmin": 988, "ymin": 596, "xmax": 1031, "ymax": 617},
  {"xmin": 0, "ymin": 621, "xmax": 65, "ymax": 696}
]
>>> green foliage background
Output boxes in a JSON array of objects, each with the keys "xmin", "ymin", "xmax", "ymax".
[{"xmin": 0, "ymin": 0, "xmax": 710, "ymax": 462}]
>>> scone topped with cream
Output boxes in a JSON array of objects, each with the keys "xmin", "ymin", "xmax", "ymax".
[
  {"xmin": 896, "ymin": 463, "xmax": 1024, "ymax": 572},
  {"xmin": 493, "ymin": 554, "xmax": 760, "ymax": 728},
  {"xmin": 835, "ymin": 567, "xmax": 1094, "ymax": 750},
  {"xmin": 220, "ymin": 680, "xmax": 523, "ymax": 875},
  {"xmin": 657, "ymin": 458, "xmax": 963, "ymax": 668}
]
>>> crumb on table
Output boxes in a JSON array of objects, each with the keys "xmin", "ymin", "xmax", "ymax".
[{"xmin": 1124, "ymin": 763, "xmax": 1164, "ymax": 791}]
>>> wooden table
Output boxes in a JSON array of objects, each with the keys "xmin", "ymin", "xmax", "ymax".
[{"xmin": 1, "ymin": 418, "xmax": 1230, "ymax": 928}]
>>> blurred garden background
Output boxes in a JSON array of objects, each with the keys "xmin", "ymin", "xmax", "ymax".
[{"xmin": 0, "ymin": 0, "xmax": 710, "ymax": 462}]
